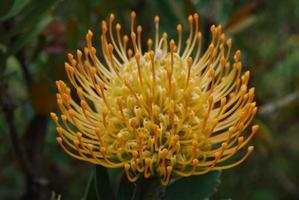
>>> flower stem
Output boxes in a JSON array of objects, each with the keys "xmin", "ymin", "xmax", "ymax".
[{"xmin": 132, "ymin": 177, "xmax": 163, "ymax": 200}]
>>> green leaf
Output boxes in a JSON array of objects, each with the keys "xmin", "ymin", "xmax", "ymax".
[
  {"xmin": 252, "ymin": 189, "xmax": 279, "ymax": 200},
  {"xmin": 95, "ymin": 165, "xmax": 116, "ymax": 200},
  {"xmin": 0, "ymin": 0, "xmax": 31, "ymax": 21},
  {"xmin": 8, "ymin": 15, "xmax": 52, "ymax": 55},
  {"xmin": 108, "ymin": 168, "xmax": 124, "ymax": 197},
  {"xmin": 0, "ymin": 0, "xmax": 14, "ymax": 19},
  {"xmin": 116, "ymin": 173, "xmax": 135, "ymax": 200},
  {"xmin": 152, "ymin": 0, "xmax": 189, "ymax": 29},
  {"xmin": 4, "ymin": 0, "xmax": 61, "ymax": 39},
  {"xmin": 165, "ymin": 171, "xmax": 222, "ymax": 200},
  {"xmin": 81, "ymin": 170, "xmax": 97, "ymax": 200}
]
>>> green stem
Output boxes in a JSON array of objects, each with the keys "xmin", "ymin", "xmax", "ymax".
[{"xmin": 132, "ymin": 177, "xmax": 163, "ymax": 200}]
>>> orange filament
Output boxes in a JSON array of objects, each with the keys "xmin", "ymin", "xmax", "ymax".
[{"xmin": 52, "ymin": 12, "xmax": 258, "ymax": 185}]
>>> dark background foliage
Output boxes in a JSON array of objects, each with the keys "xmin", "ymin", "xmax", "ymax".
[{"xmin": 0, "ymin": 0, "xmax": 299, "ymax": 199}]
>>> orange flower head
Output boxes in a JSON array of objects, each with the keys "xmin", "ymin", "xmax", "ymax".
[{"xmin": 51, "ymin": 12, "xmax": 258, "ymax": 185}]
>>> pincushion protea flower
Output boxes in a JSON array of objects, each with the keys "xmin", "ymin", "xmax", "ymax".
[{"xmin": 50, "ymin": 12, "xmax": 258, "ymax": 185}]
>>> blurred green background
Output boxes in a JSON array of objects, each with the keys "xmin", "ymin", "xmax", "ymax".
[{"xmin": 1, "ymin": 0, "xmax": 299, "ymax": 199}]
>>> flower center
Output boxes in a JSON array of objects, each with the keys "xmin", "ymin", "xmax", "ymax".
[{"xmin": 102, "ymin": 51, "xmax": 213, "ymax": 168}]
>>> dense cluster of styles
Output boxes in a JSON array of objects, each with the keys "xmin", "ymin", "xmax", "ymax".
[{"xmin": 50, "ymin": 12, "xmax": 258, "ymax": 185}]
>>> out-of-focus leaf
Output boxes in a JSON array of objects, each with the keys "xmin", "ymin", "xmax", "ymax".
[
  {"xmin": 225, "ymin": 15, "xmax": 256, "ymax": 34},
  {"xmin": 165, "ymin": 171, "xmax": 221, "ymax": 200},
  {"xmin": 30, "ymin": 74, "xmax": 56, "ymax": 115},
  {"xmin": 154, "ymin": 0, "xmax": 180, "ymax": 23},
  {"xmin": 116, "ymin": 173, "xmax": 135, "ymax": 200},
  {"xmin": 108, "ymin": 168, "xmax": 124, "ymax": 197},
  {"xmin": 9, "ymin": 16, "xmax": 52, "ymax": 55},
  {"xmin": 224, "ymin": 2, "xmax": 256, "ymax": 34},
  {"xmin": 257, "ymin": 49, "xmax": 299, "ymax": 100},
  {"xmin": 165, "ymin": 0, "xmax": 187, "ymax": 25},
  {"xmin": 0, "ymin": 166, "xmax": 24, "ymax": 199},
  {"xmin": 251, "ymin": 189, "xmax": 279, "ymax": 200},
  {"xmin": 183, "ymin": 0, "xmax": 197, "ymax": 14},
  {"xmin": 5, "ymin": 0, "xmax": 61, "ymax": 39},
  {"xmin": 4, "ymin": 56, "xmax": 27, "ymax": 101},
  {"xmin": 151, "ymin": 0, "xmax": 187, "ymax": 36},
  {"xmin": 66, "ymin": 17, "xmax": 80, "ymax": 51},
  {"xmin": 0, "ymin": 0, "xmax": 31, "ymax": 21},
  {"xmin": 81, "ymin": 171, "xmax": 97, "ymax": 200},
  {"xmin": 253, "ymin": 119, "xmax": 272, "ymax": 144},
  {"xmin": 251, "ymin": 119, "xmax": 273, "ymax": 157},
  {"xmin": 95, "ymin": 165, "xmax": 116, "ymax": 200},
  {"xmin": 288, "ymin": 34, "xmax": 299, "ymax": 47},
  {"xmin": 50, "ymin": 192, "xmax": 62, "ymax": 200},
  {"xmin": 0, "ymin": 43, "xmax": 7, "ymax": 54},
  {"xmin": 0, "ymin": 0, "xmax": 14, "ymax": 19}
]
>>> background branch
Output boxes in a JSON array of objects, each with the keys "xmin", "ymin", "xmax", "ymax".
[{"xmin": 259, "ymin": 91, "xmax": 299, "ymax": 115}]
